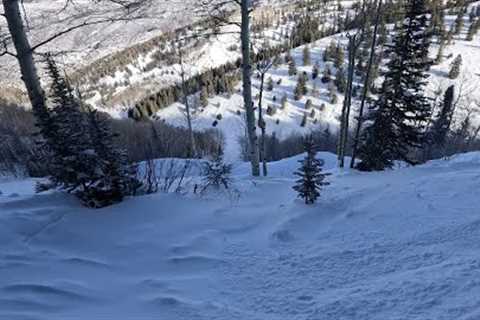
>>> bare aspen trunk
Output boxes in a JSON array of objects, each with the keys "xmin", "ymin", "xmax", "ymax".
[
  {"xmin": 3, "ymin": 0, "xmax": 47, "ymax": 116},
  {"xmin": 258, "ymin": 72, "xmax": 267, "ymax": 176},
  {"xmin": 338, "ymin": 36, "xmax": 356, "ymax": 168},
  {"xmin": 241, "ymin": 0, "xmax": 260, "ymax": 177},
  {"xmin": 178, "ymin": 49, "xmax": 197, "ymax": 158},
  {"xmin": 350, "ymin": 0, "xmax": 383, "ymax": 169}
]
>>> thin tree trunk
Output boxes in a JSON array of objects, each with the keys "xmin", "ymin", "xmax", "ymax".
[
  {"xmin": 258, "ymin": 72, "xmax": 267, "ymax": 176},
  {"xmin": 241, "ymin": 0, "xmax": 260, "ymax": 177},
  {"xmin": 3, "ymin": 0, "xmax": 47, "ymax": 117},
  {"xmin": 338, "ymin": 35, "xmax": 356, "ymax": 168},
  {"xmin": 350, "ymin": 0, "xmax": 382, "ymax": 169},
  {"xmin": 178, "ymin": 48, "xmax": 197, "ymax": 158}
]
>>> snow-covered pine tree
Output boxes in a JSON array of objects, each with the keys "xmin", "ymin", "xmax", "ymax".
[
  {"xmin": 86, "ymin": 109, "xmax": 141, "ymax": 207},
  {"xmin": 448, "ymin": 54, "xmax": 462, "ymax": 79},
  {"xmin": 303, "ymin": 45, "xmax": 311, "ymax": 66},
  {"xmin": 36, "ymin": 55, "xmax": 100, "ymax": 199},
  {"xmin": 431, "ymin": 86, "xmax": 455, "ymax": 148},
  {"xmin": 356, "ymin": 0, "xmax": 433, "ymax": 171},
  {"xmin": 201, "ymin": 146, "xmax": 232, "ymax": 192},
  {"xmin": 37, "ymin": 55, "xmax": 140, "ymax": 208},
  {"xmin": 293, "ymin": 136, "xmax": 330, "ymax": 204}
]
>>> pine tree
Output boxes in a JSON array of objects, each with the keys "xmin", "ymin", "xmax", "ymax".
[
  {"xmin": 293, "ymin": 136, "xmax": 329, "ymax": 204},
  {"xmin": 430, "ymin": 85, "xmax": 455, "ymax": 148},
  {"xmin": 86, "ymin": 109, "xmax": 140, "ymax": 207},
  {"xmin": 37, "ymin": 55, "xmax": 100, "ymax": 199},
  {"xmin": 333, "ymin": 44, "xmax": 345, "ymax": 68},
  {"xmin": 303, "ymin": 45, "xmax": 311, "ymax": 66},
  {"xmin": 454, "ymin": 12, "xmax": 464, "ymax": 34},
  {"xmin": 357, "ymin": 0, "xmax": 433, "ymax": 171},
  {"xmin": 200, "ymin": 86, "xmax": 209, "ymax": 108},
  {"xmin": 466, "ymin": 19, "xmax": 477, "ymax": 40},
  {"xmin": 312, "ymin": 62, "xmax": 320, "ymax": 79},
  {"xmin": 321, "ymin": 66, "xmax": 332, "ymax": 83},
  {"xmin": 280, "ymin": 93, "xmax": 288, "ymax": 109},
  {"xmin": 267, "ymin": 77, "xmax": 274, "ymax": 91},
  {"xmin": 37, "ymin": 56, "xmax": 140, "ymax": 208},
  {"xmin": 201, "ymin": 146, "xmax": 232, "ymax": 192},
  {"xmin": 334, "ymin": 67, "xmax": 347, "ymax": 93},
  {"xmin": 448, "ymin": 54, "xmax": 462, "ymax": 79},
  {"xmin": 294, "ymin": 73, "xmax": 308, "ymax": 100},
  {"xmin": 435, "ymin": 38, "xmax": 445, "ymax": 64},
  {"xmin": 305, "ymin": 99, "xmax": 313, "ymax": 110},
  {"xmin": 288, "ymin": 59, "xmax": 297, "ymax": 76}
]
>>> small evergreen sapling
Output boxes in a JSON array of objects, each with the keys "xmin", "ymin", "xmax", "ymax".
[
  {"xmin": 293, "ymin": 136, "xmax": 330, "ymax": 204},
  {"xmin": 201, "ymin": 147, "xmax": 232, "ymax": 192}
]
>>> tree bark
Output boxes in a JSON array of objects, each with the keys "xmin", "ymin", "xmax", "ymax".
[
  {"xmin": 258, "ymin": 72, "xmax": 267, "ymax": 176},
  {"xmin": 241, "ymin": 0, "xmax": 260, "ymax": 177},
  {"xmin": 350, "ymin": 0, "xmax": 382, "ymax": 169},
  {"xmin": 178, "ymin": 48, "xmax": 197, "ymax": 158},
  {"xmin": 2, "ymin": 0, "xmax": 47, "ymax": 116},
  {"xmin": 338, "ymin": 35, "xmax": 356, "ymax": 168}
]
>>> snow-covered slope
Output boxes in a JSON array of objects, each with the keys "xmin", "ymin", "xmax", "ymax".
[
  {"xmin": 158, "ymin": 7, "xmax": 480, "ymax": 161},
  {"xmin": 1, "ymin": 152, "xmax": 480, "ymax": 319}
]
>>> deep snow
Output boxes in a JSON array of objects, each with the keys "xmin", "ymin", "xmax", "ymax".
[{"xmin": 1, "ymin": 152, "xmax": 480, "ymax": 319}]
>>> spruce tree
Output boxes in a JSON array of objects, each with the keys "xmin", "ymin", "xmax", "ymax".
[
  {"xmin": 430, "ymin": 85, "xmax": 455, "ymax": 149},
  {"xmin": 201, "ymin": 146, "xmax": 232, "ymax": 192},
  {"xmin": 288, "ymin": 59, "xmax": 297, "ymax": 76},
  {"xmin": 86, "ymin": 109, "xmax": 140, "ymax": 207},
  {"xmin": 37, "ymin": 55, "xmax": 100, "ymax": 198},
  {"xmin": 200, "ymin": 86, "xmax": 209, "ymax": 108},
  {"xmin": 357, "ymin": 0, "xmax": 433, "ymax": 171},
  {"xmin": 448, "ymin": 54, "xmax": 462, "ymax": 79},
  {"xmin": 303, "ymin": 45, "xmax": 311, "ymax": 66},
  {"xmin": 293, "ymin": 136, "xmax": 329, "ymax": 204},
  {"xmin": 334, "ymin": 67, "xmax": 347, "ymax": 93},
  {"xmin": 312, "ymin": 62, "xmax": 320, "ymax": 80},
  {"xmin": 37, "ymin": 56, "xmax": 140, "ymax": 208}
]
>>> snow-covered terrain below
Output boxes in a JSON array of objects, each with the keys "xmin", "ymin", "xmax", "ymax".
[{"xmin": 2, "ymin": 152, "xmax": 480, "ymax": 319}]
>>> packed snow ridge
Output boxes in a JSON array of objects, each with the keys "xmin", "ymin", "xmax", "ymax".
[{"xmin": 1, "ymin": 152, "xmax": 480, "ymax": 319}]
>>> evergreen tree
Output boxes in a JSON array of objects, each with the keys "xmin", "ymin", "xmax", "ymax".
[
  {"xmin": 434, "ymin": 38, "xmax": 445, "ymax": 64},
  {"xmin": 86, "ymin": 109, "xmax": 140, "ymax": 207},
  {"xmin": 321, "ymin": 66, "xmax": 332, "ymax": 83},
  {"xmin": 333, "ymin": 44, "xmax": 345, "ymax": 68},
  {"xmin": 430, "ymin": 85, "xmax": 455, "ymax": 148},
  {"xmin": 292, "ymin": 136, "xmax": 329, "ymax": 204},
  {"xmin": 280, "ymin": 93, "xmax": 288, "ymax": 109},
  {"xmin": 357, "ymin": 0, "xmax": 433, "ymax": 171},
  {"xmin": 288, "ymin": 59, "xmax": 297, "ymax": 76},
  {"xmin": 37, "ymin": 56, "xmax": 140, "ymax": 208},
  {"xmin": 267, "ymin": 77, "xmax": 274, "ymax": 91},
  {"xmin": 37, "ymin": 55, "xmax": 100, "ymax": 201},
  {"xmin": 294, "ymin": 73, "xmax": 308, "ymax": 100},
  {"xmin": 303, "ymin": 45, "xmax": 311, "ymax": 66},
  {"xmin": 312, "ymin": 62, "xmax": 320, "ymax": 80},
  {"xmin": 200, "ymin": 86, "xmax": 209, "ymax": 108},
  {"xmin": 334, "ymin": 67, "xmax": 347, "ymax": 93},
  {"xmin": 201, "ymin": 146, "xmax": 232, "ymax": 192},
  {"xmin": 466, "ymin": 19, "xmax": 478, "ymax": 40},
  {"xmin": 448, "ymin": 54, "xmax": 462, "ymax": 79},
  {"xmin": 305, "ymin": 99, "xmax": 313, "ymax": 110},
  {"xmin": 454, "ymin": 12, "xmax": 464, "ymax": 34}
]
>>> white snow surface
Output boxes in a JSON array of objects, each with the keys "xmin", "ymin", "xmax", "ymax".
[{"xmin": 1, "ymin": 152, "xmax": 480, "ymax": 319}]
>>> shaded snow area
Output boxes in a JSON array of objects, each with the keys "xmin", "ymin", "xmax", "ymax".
[{"xmin": 2, "ymin": 152, "xmax": 480, "ymax": 319}]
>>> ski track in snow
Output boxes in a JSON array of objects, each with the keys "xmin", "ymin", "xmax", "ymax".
[{"xmin": 1, "ymin": 153, "xmax": 480, "ymax": 319}]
